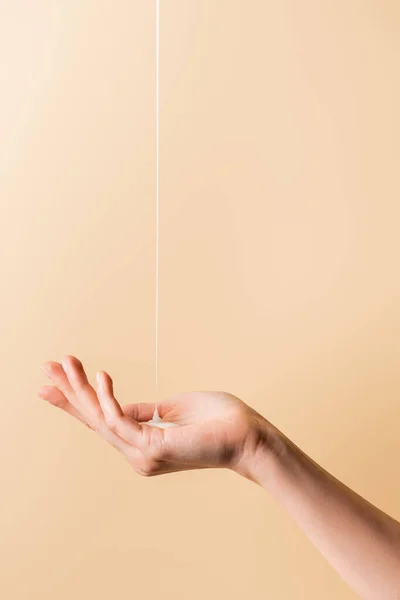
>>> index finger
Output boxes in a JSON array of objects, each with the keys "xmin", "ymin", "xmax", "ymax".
[{"xmin": 96, "ymin": 371, "xmax": 143, "ymax": 445}]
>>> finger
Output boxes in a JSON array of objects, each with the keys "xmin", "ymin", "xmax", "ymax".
[
  {"xmin": 123, "ymin": 403, "xmax": 156, "ymax": 422},
  {"xmin": 42, "ymin": 360, "xmax": 133, "ymax": 454},
  {"xmin": 43, "ymin": 361, "xmax": 86, "ymax": 413},
  {"xmin": 60, "ymin": 356, "xmax": 103, "ymax": 425},
  {"xmin": 39, "ymin": 385, "xmax": 92, "ymax": 429},
  {"xmin": 96, "ymin": 371, "xmax": 142, "ymax": 445}
]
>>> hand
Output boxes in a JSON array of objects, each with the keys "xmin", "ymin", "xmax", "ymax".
[{"xmin": 39, "ymin": 356, "xmax": 276, "ymax": 478}]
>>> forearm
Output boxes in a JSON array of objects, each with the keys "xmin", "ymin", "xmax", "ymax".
[{"xmin": 242, "ymin": 426, "xmax": 400, "ymax": 599}]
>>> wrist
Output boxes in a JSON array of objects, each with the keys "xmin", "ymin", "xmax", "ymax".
[{"xmin": 233, "ymin": 416, "xmax": 288, "ymax": 487}]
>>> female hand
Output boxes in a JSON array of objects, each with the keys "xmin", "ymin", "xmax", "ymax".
[
  {"xmin": 39, "ymin": 356, "xmax": 275, "ymax": 478},
  {"xmin": 40, "ymin": 357, "xmax": 400, "ymax": 599}
]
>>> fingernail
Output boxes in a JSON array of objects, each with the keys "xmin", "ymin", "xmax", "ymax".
[
  {"xmin": 96, "ymin": 372, "xmax": 101, "ymax": 385},
  {"xmin": 61, "ymin": 360, "xmax": 68, "ymax": 372},
  {"xmin": 41, "ymin": 364, "xmax": 50, "ymax": 377}
]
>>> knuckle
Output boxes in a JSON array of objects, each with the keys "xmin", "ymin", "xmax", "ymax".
[
  {"xmin": 104, "ymin": 414, "xmax": 118, "ymax": 431},
  {"xmin": 78, "ymin": 382, "xmax": 93, "ymax": 397},
  {"xmin": 91, "ymin": 414, "xmax": 105, "ymax": 433},
  {"xmin": 52, "ymin": 396, "xmax": 65, "ymax": 409}
]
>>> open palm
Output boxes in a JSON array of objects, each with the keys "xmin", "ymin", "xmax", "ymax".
[{"xmin": 39, "ymin": 356, "xmax": 268, "ymax": 477}]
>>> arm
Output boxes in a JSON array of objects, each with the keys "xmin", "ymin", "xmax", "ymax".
[
  {"xmin": 39, "ymin": 356, "xmax": 400, "ymax": 600},
  {"xmin": 239, "ymin": 430, "xmax": 400, "ymax": 600}
]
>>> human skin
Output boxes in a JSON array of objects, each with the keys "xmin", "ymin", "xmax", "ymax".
[{"xmin": 39, "ymin": 355, "xmax": 400, "ymax": 600}]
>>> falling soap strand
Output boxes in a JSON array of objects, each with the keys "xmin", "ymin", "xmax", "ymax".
[{"xmin": 147, "ymin": 0, "xmax": 178, "ymax": 430}]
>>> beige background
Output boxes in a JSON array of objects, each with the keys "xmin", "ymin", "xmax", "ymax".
[{"xmin": 1, "ymin": 1, "xmax": 400, "ymax": 599}]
